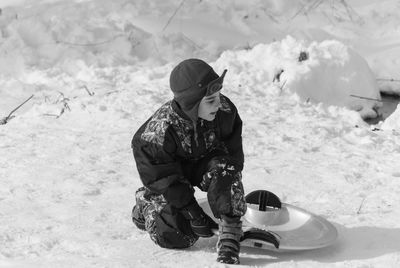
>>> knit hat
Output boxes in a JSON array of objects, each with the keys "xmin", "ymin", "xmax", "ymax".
[{"xmin": 170, "ymin": 58, "xmax": 227, "ymax": 120}]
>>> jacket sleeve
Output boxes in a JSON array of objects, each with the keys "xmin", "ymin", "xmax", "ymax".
[
  {"xmin": 132, "ymin": 126, "xmax": 196, "ymax": 209},
  {"xmin": 220, "ymin": 97, "xmax": 244, "ymax": 171}
]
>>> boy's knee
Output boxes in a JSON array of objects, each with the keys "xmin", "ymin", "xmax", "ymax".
[
  {"xmin": 205, "ymin": 157, "xmax": 247, "ymax": 219},
  {"xmin": 200, "ymin": 156, "xmax": 238, "ymax": 191},
  {"xmin": 134, "ymin": 189, "xmax": 198, "ymax": 249},
  {"xmin": 147, "ymin": 205, "xmax": 198, "ymax": 249}
]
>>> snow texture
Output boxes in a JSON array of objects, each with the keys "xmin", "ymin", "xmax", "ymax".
[{"xmin": 1, "ymin": 0, "xmax": 400, "ymax": 267}]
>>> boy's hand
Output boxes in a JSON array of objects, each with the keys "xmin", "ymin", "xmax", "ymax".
[
  {"xmin": 190, "ymin": 213, "xmax": 218, "ymax": 237},
  {"xmin": 181, "ymin": 202, "xmax": 218, "ymax": 237}
]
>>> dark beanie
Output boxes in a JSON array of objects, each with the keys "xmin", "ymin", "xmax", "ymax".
[{"xmin": 170, "ymin": 59, "xmax": 222, "ymax": 113}]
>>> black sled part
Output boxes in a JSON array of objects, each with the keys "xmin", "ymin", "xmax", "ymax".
[
  {"xmin": 241, "ymin": 229, "xmax": 280, "ymax": 249},
  {"xmin": 245, "ymin": 190, "xmax": 282, "ymax": 211}
]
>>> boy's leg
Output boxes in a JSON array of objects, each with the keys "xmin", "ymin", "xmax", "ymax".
[
  {"xmin": 201, "ymin": 157, "xmax": 247, "ymax": 264},
  {"xmin": 132, "ymin": 187, "xmax": 198, "ymax": 249},
  {"xmin": 203, "ymin": 157, "xmax": 247, "ymax": 219},
  {"xmin": 217, "ymin": 216, "xmax": 243, "ymax": 264}
]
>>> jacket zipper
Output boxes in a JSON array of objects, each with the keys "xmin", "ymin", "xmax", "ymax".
[{"xmin": 193, "ymin": 120, "xmax": 199, "ymax": 147}]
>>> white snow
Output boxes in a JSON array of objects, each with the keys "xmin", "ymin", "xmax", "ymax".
[
  {"xmin": 216, "ymin": 37, "xmax": 381, "ymax": 119},
  {"xmin": 1, "ymin": 0, "xmax": 400, "ymax": 267}
]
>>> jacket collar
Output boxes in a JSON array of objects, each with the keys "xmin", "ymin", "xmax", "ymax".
[{"xmin": 172, "ymin": 100, "xmax": 195, "ymax": 123}]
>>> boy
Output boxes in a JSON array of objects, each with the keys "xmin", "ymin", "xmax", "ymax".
[{"xmin": 131, "ymin": 58, "xmax": 247, "ymax": 264}]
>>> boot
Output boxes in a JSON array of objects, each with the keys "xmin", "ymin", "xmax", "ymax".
[
  {"xmin": 131, "ymin": 187, "xmax": 147, "ymax": 231},
  {"xmin": 216, "ymin": 216, "xmax": 243, "ymax": 265}
]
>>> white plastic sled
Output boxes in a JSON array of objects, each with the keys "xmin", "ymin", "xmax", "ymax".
[{"xmin": 198, "ymin": 190, "xmax": 338, "ymax": 252}]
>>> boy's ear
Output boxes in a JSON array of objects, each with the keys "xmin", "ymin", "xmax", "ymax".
[{"xmin": 206, "ymin": 69, "xmax": 227, "ymax": 96}]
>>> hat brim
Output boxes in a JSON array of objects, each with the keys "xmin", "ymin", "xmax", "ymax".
[{"xmin": 206, "ymin": 69, "xmax": 227, "ymax": 96}]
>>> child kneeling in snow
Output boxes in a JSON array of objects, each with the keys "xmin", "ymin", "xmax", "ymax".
[{"xmin": 131, "ymin": 58, "xmax": 247, "ymax": 264}]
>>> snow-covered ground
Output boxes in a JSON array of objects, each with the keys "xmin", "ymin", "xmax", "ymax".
[{"xmin": 1, "ymin": 0, "xmax": 400, "ymax": 267}]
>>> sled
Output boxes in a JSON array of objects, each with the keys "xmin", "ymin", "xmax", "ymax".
[{"xmin": 198, "ymin": 190, "xmax": 338, "ymax": 252}]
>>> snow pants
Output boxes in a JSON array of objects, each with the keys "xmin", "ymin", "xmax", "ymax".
[{"xmin": 134, "ymin": 156, "xmax": 247, "ymax": 249}]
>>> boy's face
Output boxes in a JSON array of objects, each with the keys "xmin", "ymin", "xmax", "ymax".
[{"xmin": 198, "ymin": 91, "xmax": 221, "ymax": 121}]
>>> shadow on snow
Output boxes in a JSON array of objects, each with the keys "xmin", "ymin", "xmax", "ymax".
[{"xmin": 239, "ymin": 223, "xmax": 400, "ymax": 265}]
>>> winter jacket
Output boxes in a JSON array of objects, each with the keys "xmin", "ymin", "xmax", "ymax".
[{"xmin": 131, "ymin": 94, "xmax": 244, "ymax": 209}]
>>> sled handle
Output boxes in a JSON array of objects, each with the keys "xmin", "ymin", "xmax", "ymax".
[
  {"xmin": 245, "ymin": 190, "xmax": 282, "ymax": 211},
  {"xmin": 241, "ymin": 230, "xmax": 280, "ymax": 249}
]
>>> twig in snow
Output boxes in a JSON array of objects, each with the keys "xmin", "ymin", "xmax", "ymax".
[
  {"xmin": 56, "ymin": 34, "xmax": 125, "ymax": 47},
  {"xmin": 56, "ymin": 92, "xmax": 71, "ymax": 105},
  {"xmin": 43, "ymin": 113, "xmax": 59, "ymax": 118},
  {"xmin": 357, "ymin": 197, "xmax": 367, "ymax": 214},
  {"xmin": 290, "ymin": 0, "xmax": 323, "ymax": 21},
  {"xmin": 273, "ymin": 69, "xmax": 284, "ymax": 82},
  {"xmin": 44, "ymin": 95, "xmax": 51, "ymax": 103},
  {"xmin": 290, "ymin": 3, "xmax": 308, "ymax": 21},
  {"xmin": 350, "ymin": 94, "xmax": 398, "ymax": 103},
  {"xmin": 278, "ymin": 80, "xmax": 287, "ymax": 93},
  {"xmin": 44, "ymin": 92, "xmax": 71, "ymax": 119},
  {"xmin": 180, "ymin": 33, "xmax": 211, "ymax": 57},
  {"xmin": 308, "ymin": 0, "xmax": 324, "ymax": 16},
  {"xmin": 152, "ymin": 39, "xmax": 160, "ymax": 55},
  {"xmin": 43, "ymin": 102, "xmax": 70, "ymax": 119},
  {"xmin": 181, "ymin": 33, "xmax": 203, "ymax": 50},
  {"xmin": 244, "ymin": 42, "xmax": 253, "ymax": 51},
  {"xmin": 57, "ymin": 106, "xmax": 67, "ymax": 118},
  {"xmin": 260, "ymin": 7, "xmax": 280, "ymax": 24},
  {"xmin": 82, "ymin": 85, "xmax": 95, "ymax": 96},
  {"xmin": 105, "ymin": 90, "xmax": 121, "ymax": 96},
  {"xmin": 339, "ymin": 0, "xmax": 362, "ymax": 23},
  {"xmin": 376, "ymin": 78, "xmax": 400, "ymax": 82},
  {"xmin": 0, "ymin": 94, "xmax": 34, "ymax": 125},
  {"xmin": 162, "ymin": 0, "xmax": 186, "ymax": 32}
]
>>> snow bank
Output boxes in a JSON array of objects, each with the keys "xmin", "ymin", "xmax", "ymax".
[
  {"xmin": 216, "ymin": 36, "xmax": 381, "ymax": 119},
  {"xmin": 0, "ymin": 0, "xmax": 399, "ymax": 99},
  {"xmin": 381, "ymin": 103, "xmax": 400, "ymax": 131},
  {"xmin": 3, "ymin": 34, "xmax": 382, "ymax": 123},
  {"xmin": 0, "ymin": 0, "xmax": 228, "ymax": 77}
]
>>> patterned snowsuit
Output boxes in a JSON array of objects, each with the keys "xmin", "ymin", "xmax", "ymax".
[{"xmin": 131, "ymin": 94, "xmax": 246, "ymax": 248}]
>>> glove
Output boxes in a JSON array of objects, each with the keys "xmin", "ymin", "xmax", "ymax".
[
  {"xmin": 190, "ymin": 212, "xmax": 219, "ymax": 237},
  {"xmin": 181, "ymin": 202, "xmax": 218, "ymax": 237}
]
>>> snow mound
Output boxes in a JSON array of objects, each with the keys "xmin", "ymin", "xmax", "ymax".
[
  {"xmin": 0, "ymin": 0, "xmax": 224, "ymax": 77},
  {"xmin": 381, "ymin": 103, "xmax": 400, "ymax": 131},
  {"xmin": 216, "ymin": 36, "xmax": 381, "ymax": 119}
]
